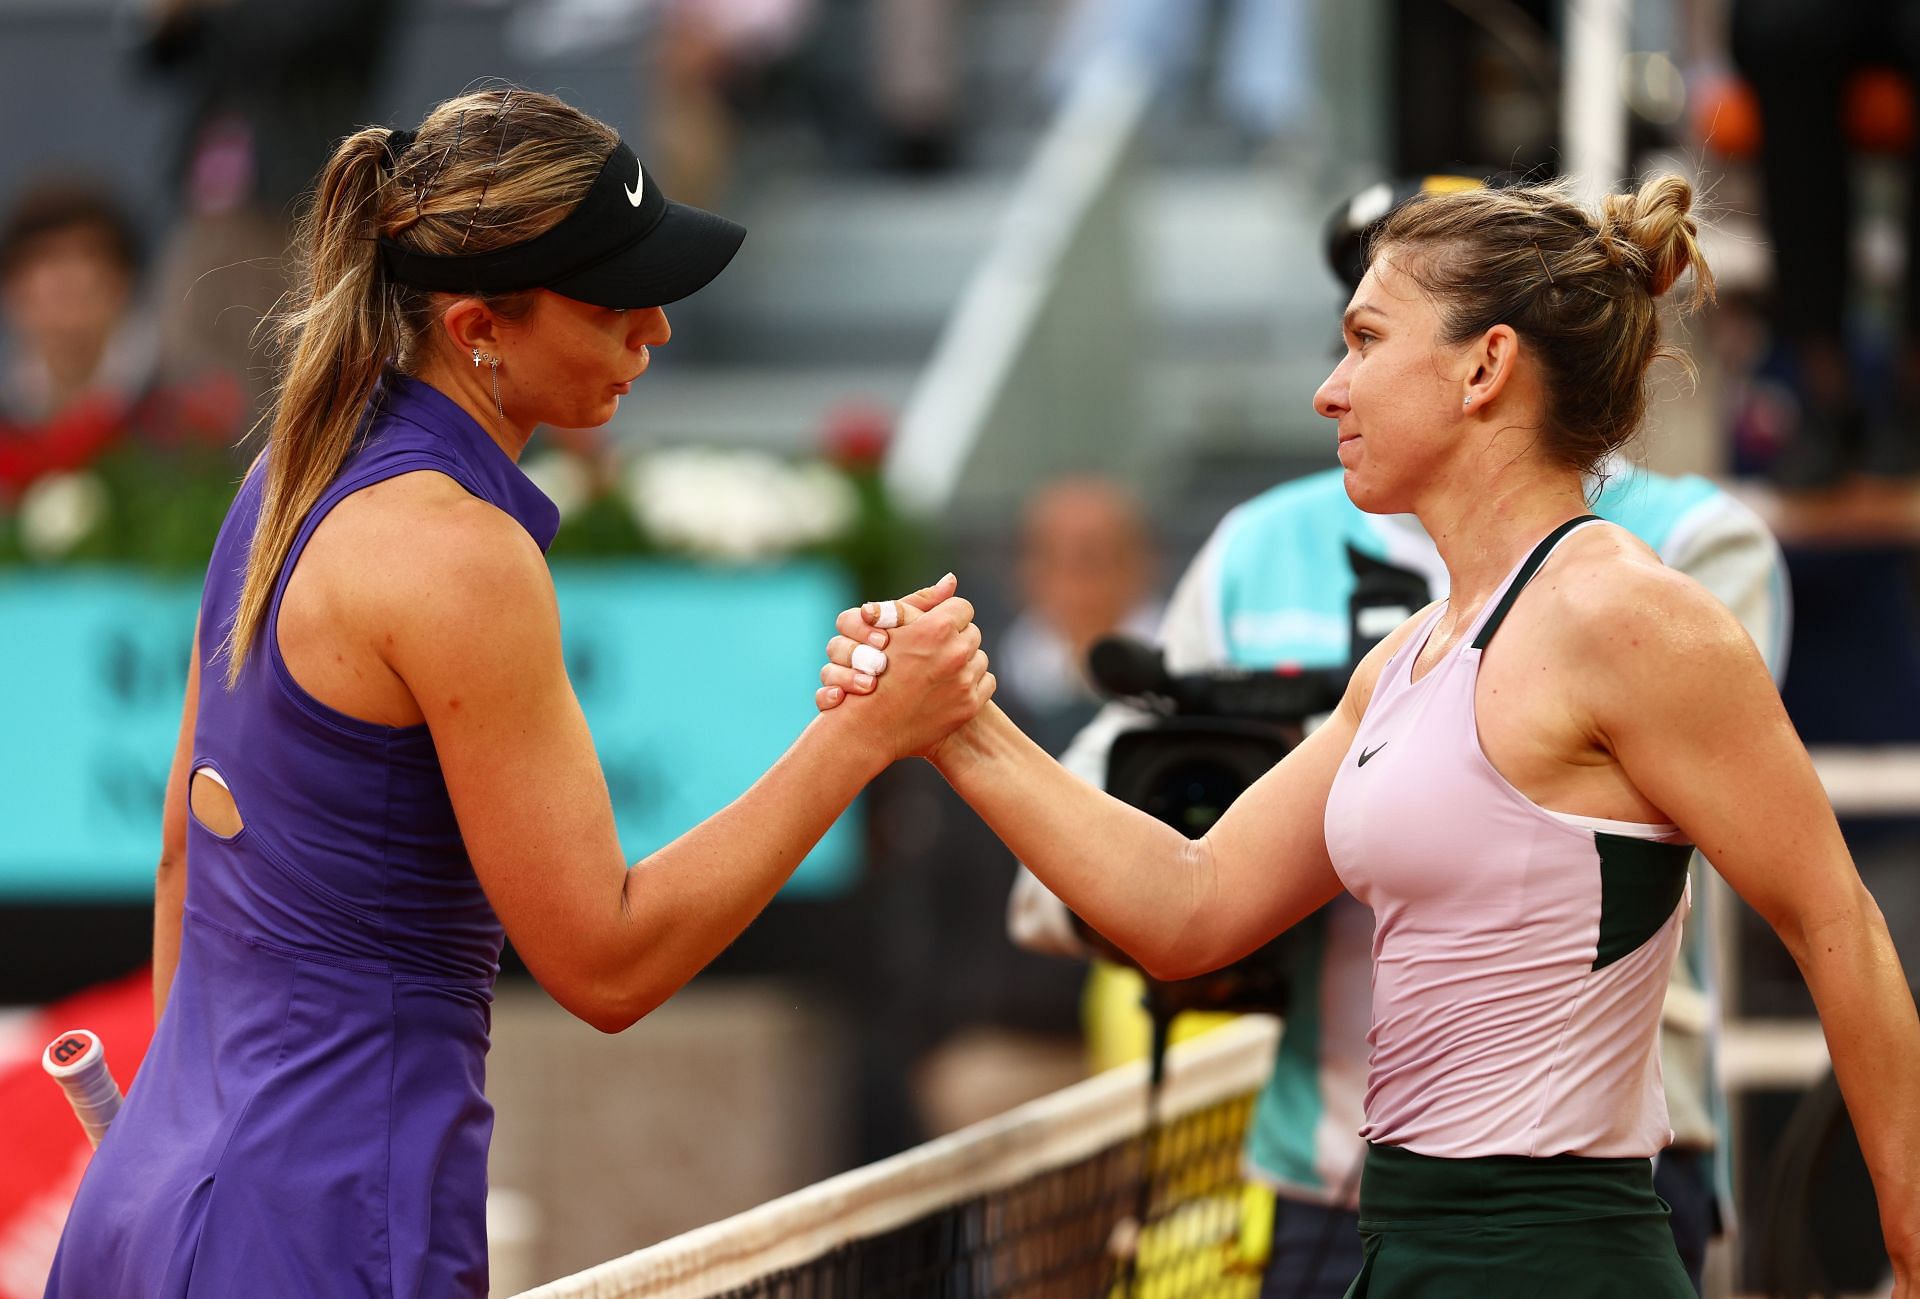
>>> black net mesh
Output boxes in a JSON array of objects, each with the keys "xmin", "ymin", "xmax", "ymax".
[{"xmin": 711, "ymin": 1091, "xmax": 1260, "ymax": 1299}]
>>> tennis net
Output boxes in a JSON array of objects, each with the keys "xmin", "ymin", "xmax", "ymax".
[{"xmin": 513, "ymin": 1015, "xmax": 1280, "ymax": 1299}]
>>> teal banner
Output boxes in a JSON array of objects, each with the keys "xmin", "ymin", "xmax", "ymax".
[{"xmin": 0, "ymin": 563, "xmax": 858, "ymax": 901}]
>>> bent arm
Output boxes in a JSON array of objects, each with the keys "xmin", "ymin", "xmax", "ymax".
[
  {"xmin": 387, "ymin": 506, "xmax": 978, "ymax": 1033},
  {"xmin": 154, "ymin": 621, "xmax": 201, "ymax": 1023},
  {"xmin": 1593, "ymin": 577, "xmax": 1920, "ymax": 1257},
  {"xmin": 392, "ymin": 515, "xmax": 889, "ymax": 1031}
]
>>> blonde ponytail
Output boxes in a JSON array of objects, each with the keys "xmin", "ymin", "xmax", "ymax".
[
  {"xmin": 219, "ymin": 89, "xmax": 616, "ymax": 688},
  {"xmin": 220, "ymin": 127, "xmax": 406, "ymax": 687}
]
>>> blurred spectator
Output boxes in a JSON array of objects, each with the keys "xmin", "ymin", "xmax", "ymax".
[
  {"xmin": 869, "ymin": 0, "xmax": 962, "ymax": 173},
  {"xmin": 854, "ymin": 478, "xmax": 1161, "ymax": 1150},
  {"xmin": 508, "ymin": 0, "xmax": 818, "ymax": 208},
  {"xmin": 0, "ymin": 180, "xmax": 242, "ymax": 500},
  {"xmin": 135, "ymin": 0, "xmax": 399, "ymax": 409},
  {"xmin": 655, "ymin": 0, "xmax": 817, "ymax": 206},
  {"xmin": 1044, "ymin": 0, "xmax": 1319, "ymax": 149},
  {"xmin": 0, "ymin": 184, "xmax": 143, "ymax": 426},
  {"xmin": 1731, "ymin": 0, "xmax": 1920, "ymax": 488},
  {"xmin": 998, "ymin": 476, "xmax": 1161, "ymax": 753}
]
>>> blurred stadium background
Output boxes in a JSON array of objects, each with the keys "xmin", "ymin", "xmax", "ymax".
[{"xmin": 0, "ymin": 1, "xmax": 1916, "ymax": 1296}]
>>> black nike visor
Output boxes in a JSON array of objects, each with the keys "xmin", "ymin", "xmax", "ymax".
[{"xmin": 380, "ymin": 140, "xmax": 745, "ymax": 309}]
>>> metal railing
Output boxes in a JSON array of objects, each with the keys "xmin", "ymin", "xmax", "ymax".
[{"xmin": 884, "ymin": 53, "xmax": 1155, "ymax": 523}]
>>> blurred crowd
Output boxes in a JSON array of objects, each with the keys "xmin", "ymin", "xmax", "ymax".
[
  {"xmin": 10, "ymin": 0, "xmax": 1920, "ymax": 516},
  {"xmin": 0, "ymin": 0, "xmax": 968, "ymax": 556}
]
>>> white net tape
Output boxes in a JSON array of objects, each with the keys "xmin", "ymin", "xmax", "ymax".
[{"xmin": 512, "ymin": 1016, "xmax": 1280, "ymax": 1299}]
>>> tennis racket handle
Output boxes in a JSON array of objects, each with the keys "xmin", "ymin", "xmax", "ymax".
[{"xmin": 42, "ymin": 1029, "xmax": 123, "ymax": 1149}]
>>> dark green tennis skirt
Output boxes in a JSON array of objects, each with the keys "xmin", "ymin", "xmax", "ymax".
[{"xmin": 1344, "ymin": 1142, "xmax": 1695, "ymax": 1298}]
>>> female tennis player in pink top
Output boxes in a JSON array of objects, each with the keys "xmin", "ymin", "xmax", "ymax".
[{"xmin": 821, "ymin": 175, "xmax": 1920, "ymax": 1296}]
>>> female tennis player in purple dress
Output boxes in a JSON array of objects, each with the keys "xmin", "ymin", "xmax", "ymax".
[
  {"xmin": 44, "ymin": 88, "xmax": 989, "ymax": 1299},
  {"xmin": 820, "ymin": 175, "xmax": 1920, "ymax": 1296}
]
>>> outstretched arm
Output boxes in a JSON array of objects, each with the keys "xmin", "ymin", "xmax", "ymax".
[
  {"xmin": 821, "ymin": 602, "xmax": 1427, "ymax": 980},
  {"xmin": 925, "ymin": 696, "xmax": 1350, "ymax": 980},
  {"xmin": 1585, "ymin": 567, "xmax": 1919, "ymax": 1289}
]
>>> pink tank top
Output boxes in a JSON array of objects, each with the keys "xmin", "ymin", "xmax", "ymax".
[{"xmin": 1324, "ymin": 516, "xmax": 1692, "ymax": 1159}]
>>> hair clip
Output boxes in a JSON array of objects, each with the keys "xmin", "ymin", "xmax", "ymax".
[
  {"xmin": 1533, "ymin": 243, "xmax": 1557, "ymax": 286},
  {"xmin": 460, "ymin": 92, "xmax": 518, "ymax": 249},
  {"xmin": 414, "ymin": 110, "xmax": 468, "ymax": 219}
]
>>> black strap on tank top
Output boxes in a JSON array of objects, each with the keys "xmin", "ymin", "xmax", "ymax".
[{"xmin": 1471, "ymin": 514, "xmax": 1603, "ymax": 651}]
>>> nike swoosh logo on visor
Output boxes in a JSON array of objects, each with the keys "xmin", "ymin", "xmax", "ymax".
[{"xmin": 626, "ymin": 159, "xmax": 645, "ymax": 207}]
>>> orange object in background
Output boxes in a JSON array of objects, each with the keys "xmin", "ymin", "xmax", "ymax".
[
  {"xmin": 0, "ymin": 969, "xmax": 153, "ymax": 1299},
  {"xmin": 1695, "ymin": 66, "xmax": 1914, "ymax": 158},
  {"xmin": 1692, "ymin": 72, "xmax": 1763, "ymax": 158},
  {"xmin": 1847, "ymin": 66, "xmax": 1914, "ymax": 153}
]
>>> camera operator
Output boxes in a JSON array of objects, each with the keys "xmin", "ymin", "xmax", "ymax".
[{"xmin": 1007, "ymin": 182, "xmax": 1792, "ymax": 1299}]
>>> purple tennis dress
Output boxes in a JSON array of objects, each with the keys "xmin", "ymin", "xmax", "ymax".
[{"xmin": 46, "ymin": 377, "xmax": 558, "ymax": 1298}]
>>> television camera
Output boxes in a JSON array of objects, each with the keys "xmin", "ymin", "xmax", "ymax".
[{"xmin": 1071, "ymin": 547, "xmax": 1430, "ymax": 1032}]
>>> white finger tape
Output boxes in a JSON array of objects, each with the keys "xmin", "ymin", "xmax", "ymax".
[
  {"xmin": 850, "ymin": 644, "xmax": 888, "ymax": 676},
  {"xmin": 873, "ymin": 601, "xmax": 900, "ymax": 629}
]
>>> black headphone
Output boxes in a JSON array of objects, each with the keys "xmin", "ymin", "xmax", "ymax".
[{"xmin": 1322, "ymin": 172, "xmax": 1525, "ymax": 290}]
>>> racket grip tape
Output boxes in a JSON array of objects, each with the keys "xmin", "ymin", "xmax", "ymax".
[{"xmin": 42, "ymin": 1028, "xmax": 123, "ymax": 1149}]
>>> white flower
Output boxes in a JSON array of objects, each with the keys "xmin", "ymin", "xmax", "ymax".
[
  {"xmin": 18, "ymin": 471, "xmax": 109, "ymax": 560},
  {"xmin": 625, "ymin": 448, "xmax": 860, "ymax": 563},
  {"xmin": 520, "ymin": 451, "xmax": 594, "ymax": 521},
  {"xmin": 784, "ymin": 462, "xmax": 858, "ymax": 545}
]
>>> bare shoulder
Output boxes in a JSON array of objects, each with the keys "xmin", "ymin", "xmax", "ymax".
[
  {"xmin": 328, "ymin": 470, "xmax": 556, "ymax": 656},
  {"xmin": 1539, "ymin": 523, "xmax": 1767, "ymax": 703},
  {"xmin": 351, "ymin": 469, "xmax": 543, "ymax": 575}
]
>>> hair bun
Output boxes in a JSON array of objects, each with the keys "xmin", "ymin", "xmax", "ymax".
[{"xmin": 1598, "ymin": 174, "xmax": 1714, "ymax": 308}]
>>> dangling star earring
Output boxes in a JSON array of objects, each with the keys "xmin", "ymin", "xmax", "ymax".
[{"xmin": 472, "ymin": 347, "xmax": 504, "ymax": 419}]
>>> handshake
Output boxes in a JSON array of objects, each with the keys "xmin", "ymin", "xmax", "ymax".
[{"xmin": 811, "ymin": 572, "xmax": 996, "ymax": 765}]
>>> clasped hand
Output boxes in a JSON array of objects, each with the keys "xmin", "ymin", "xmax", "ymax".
[{"xmin": 812, "ymin": 573, "xmax": 994, "ymax": 762}]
